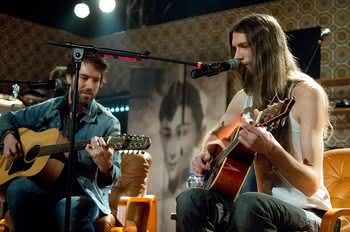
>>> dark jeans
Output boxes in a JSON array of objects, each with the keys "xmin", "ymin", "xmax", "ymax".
[
  {"xmin": 176, "ymin": 189, "xmax": 321, "ymax": 232},
  {"xmin": 6, "ymin": 178, "xmax": 100, "ymax": 232}
]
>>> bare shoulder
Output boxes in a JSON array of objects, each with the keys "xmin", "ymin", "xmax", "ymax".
[
  {"xmin": 292, "ymin": 76, "xmax": 328, "ymax": 123},
  {"xmin": 293, "ymin": 77, "xmax": 325, "ymax": 103}
]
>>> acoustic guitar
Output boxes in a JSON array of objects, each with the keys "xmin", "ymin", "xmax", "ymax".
[
  {"xmin": 202, "ymin": 97, "xmax": 295, "ymax": 200},
  {"xmin": 0, "ymin": 128, "xmax": 151, "ymax": 189}
]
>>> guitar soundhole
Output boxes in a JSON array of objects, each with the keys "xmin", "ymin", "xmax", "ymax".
[{"xmin": 25, "ymin": 145, "xmax": 41, "ymax": 162}]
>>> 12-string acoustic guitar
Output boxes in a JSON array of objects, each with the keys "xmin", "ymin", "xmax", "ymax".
[
  {"xmin": 0, "ymin": 128, "xmax": 151, "ymax": 193},
  {"xmin": 202, "ymin": 97, "xmax": 295, "ymax": 200}
]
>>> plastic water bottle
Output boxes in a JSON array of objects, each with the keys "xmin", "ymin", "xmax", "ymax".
[
  {"xmin": 186, "ymin": 172, "xmax": 195, "ymax": 188},
  {"xmin": 186, "ymin": 171, "xmax": 204, "ymax": 188}
]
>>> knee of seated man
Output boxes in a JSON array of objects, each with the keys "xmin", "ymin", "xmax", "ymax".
[
  {"xmin": 176, "ymin": 188, "xmax": 210, "ymax": 204},
  {"xmin": 234, "ymin": 192, "xmax": 266, "ymax": 213},
  {"xmin": 56, "ymin": 196, "xmax": 99, "ymax": 226},
  {"xmin": 176, "ymin": 189, "xmax": 206, "ymax": 211},
  {"xmin": 6, "ymin": 179, "xmax": 36, "ymax": 204},
  {"xmin": 177, "ymin": 189, "xmax": 199, "ymax": 206},
  {"xmin": 56, "ymin": 196, "xmax": 96, "ymax": 214},
  {"xmin": 176, "ymin": 189, "xmax": 212, "ymax": 211}
]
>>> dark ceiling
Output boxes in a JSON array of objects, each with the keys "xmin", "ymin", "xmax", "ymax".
[{"xmin": 0, "ymin": 0, "xmax": 273, "ymax": 38}]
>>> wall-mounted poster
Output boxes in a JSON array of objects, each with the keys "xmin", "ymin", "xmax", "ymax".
[{"xmin": 128, "ymin": 63, "xmax": 227, "ymax": 232}]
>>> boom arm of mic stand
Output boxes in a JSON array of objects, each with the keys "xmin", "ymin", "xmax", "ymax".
[{"xmin": 48, "ymin": 40, "xmax": 198, "ymax": 67}]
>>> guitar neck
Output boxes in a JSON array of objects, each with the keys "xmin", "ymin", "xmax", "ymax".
[
  {"xmin": 38, "ymin": 139, "xmax": 94, "ymax": 156},
  {"xmin": 36, "ymin": 134, "xmax": 150, "ymax": 156}
]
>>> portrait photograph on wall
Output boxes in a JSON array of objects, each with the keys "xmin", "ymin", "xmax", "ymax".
[{"xmin": 128, "ymin": 63, "xmax": 227, "ymax": 231}]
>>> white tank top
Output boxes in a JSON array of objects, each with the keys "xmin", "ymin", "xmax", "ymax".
[{"xmin": 243, "ymin": 95, "xmax": 332, "ymax": 211}]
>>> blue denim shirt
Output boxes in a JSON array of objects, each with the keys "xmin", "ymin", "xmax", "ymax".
[{"xmin": 0, "ymin": 96, "xmax": 121, "ymax": 214}]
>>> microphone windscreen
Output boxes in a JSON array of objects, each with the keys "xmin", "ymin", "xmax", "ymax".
[{"xmin": 228, "ymin": 58, "xmax": 240, "ymax": 70}]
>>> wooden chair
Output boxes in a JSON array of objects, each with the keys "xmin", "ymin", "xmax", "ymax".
[{"xmin": 0, "ymin": 150, "xmax": 157, "ymax": 232}]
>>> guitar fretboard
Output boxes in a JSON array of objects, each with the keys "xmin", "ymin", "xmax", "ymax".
[{"xmin": 38, "ymin": 140, "xmax": 89, "ymax": 156}]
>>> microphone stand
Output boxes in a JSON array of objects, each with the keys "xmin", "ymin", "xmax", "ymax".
[
  {"xmin": 48, "ymin": 40, "xmax": 198, "ymax": 66},
  {"xmin": 47, "ymin": 40, "xmax": 197, "ymax": 232},
  {"xmin": 305, "ymin": 36, "xmax": 325, "ymax": 75},
  {"xmin": 64, "ymin": 48, "xmax": 84, "ymax": 232}
]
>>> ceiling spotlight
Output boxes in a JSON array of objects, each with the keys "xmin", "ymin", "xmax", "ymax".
[
  {"xmin": 99, "ymin": 0, "xmax": 116, "ymax": 13},
  {"xmin": 74, "ymin": 2, "xmax": 90, "ymax": 18}
]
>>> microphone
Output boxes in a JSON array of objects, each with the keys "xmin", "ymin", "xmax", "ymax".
[
  {"xmin": 191, "ymin": 58, "xmax": 240, "ymax": 79},
  {"xmin": 320, "ymin": 28, "xmax": 331, "ymax": 39},
  {"xmin": 318, "ymin": 28, "xmax": 331, "ymax": 45},
  {"xmin": 306, "ymin": 28, "xmax": 332, "ymax": 73},
  {"xmin": 28, "ymin": 79, "xmax": 64, "ymax": 90}
]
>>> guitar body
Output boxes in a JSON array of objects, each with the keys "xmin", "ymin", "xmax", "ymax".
[
  {"xmin": 0, "ymin": 128, "xmax": 65, "ymax": 188},
  {"xmin": 203, "ymin": 120, "xmax": 255, "ymax": 200},
  {"xmin": 203, "ymin": 97, "xmax": 295, "ymax": 201}
]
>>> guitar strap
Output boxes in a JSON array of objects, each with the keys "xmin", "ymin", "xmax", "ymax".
[
  {"xmin": 269, "ymin": 79, "xmax": 298, "ymax": 105},
  {"xmin": 273, "ymin": 79, "xmax": 300, "ymax": 148}
]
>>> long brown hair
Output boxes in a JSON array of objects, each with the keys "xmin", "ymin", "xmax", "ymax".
[
  {"xmin": 229, "ymin": 14, "xmax": 299, "ymax": 109},
  {"xmin": 229, "ymin": 13, "xmax": 333, "ymax": 140}
]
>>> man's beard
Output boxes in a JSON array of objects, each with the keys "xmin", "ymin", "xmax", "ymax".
[
  {"xmin": 79, "ymin": 95, "xmax": 92, "ymax": 108},
  {"xmin": 69, "ymin": 89, "xmax": 93, "ymax": 109}
]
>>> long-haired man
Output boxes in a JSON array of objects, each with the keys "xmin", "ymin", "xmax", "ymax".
[{"xmin": 176, "ymin": 13, "xmax": 332, "ymax": 232}]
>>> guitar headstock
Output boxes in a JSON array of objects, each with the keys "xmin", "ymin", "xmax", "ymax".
[
  {"xmin": 256, "ymin": 97, "xmax": 295, "ymax": 131},
  {"xmin": 108, "ymin": 134, "xmax": 151, "ymax": 150}
]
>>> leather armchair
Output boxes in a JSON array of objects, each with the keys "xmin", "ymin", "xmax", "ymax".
[
  {"xmin": 320, "ymin": 148, "xmax": 350, "ymax": 232},
  {"xmin": 0, "ymin": 150, "xmax": 157, "ymax": 232}
]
